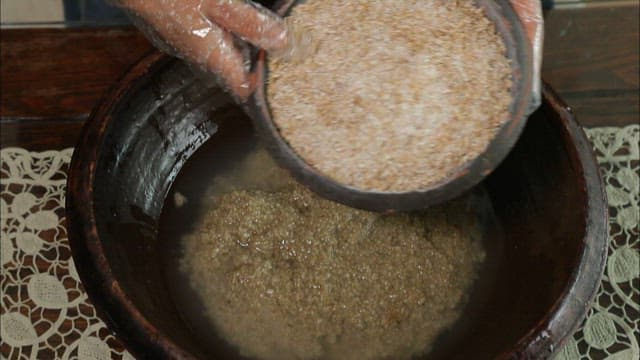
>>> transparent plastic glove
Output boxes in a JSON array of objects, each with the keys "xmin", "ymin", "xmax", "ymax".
[
  {"xmin": 114, "ymin": 0, "xmax": 290, "ymax": 99},
  {"xmin": 117, "ymin": 0, "xmax": 541, "ymax": 106},
  {"xmin": 510, "ymin": 0, "xmax": 544, "ymax": 109}
]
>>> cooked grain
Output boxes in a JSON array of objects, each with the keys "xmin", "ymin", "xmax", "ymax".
[{"xmin": 180, "ymin": 152, "xmax": 486, "ymax": 360}]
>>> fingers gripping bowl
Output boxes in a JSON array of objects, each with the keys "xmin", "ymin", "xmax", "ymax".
[{"xmin": 67, "ymin": 52, "xmax": 607, "ymax": 359}]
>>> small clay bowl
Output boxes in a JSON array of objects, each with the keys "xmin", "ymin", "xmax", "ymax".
[
  {"xmin": 67, "ymin": 51, "xmax": 607, "ymax": 360},
  {"xmin": 245, "ymin": 0, "xmax": 535, "ymax": 212}
]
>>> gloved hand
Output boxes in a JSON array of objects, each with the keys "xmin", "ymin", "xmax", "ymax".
[
  {"xmin": 511, "ymin": 0, "xmax": 544, "ymax": 109},
  {"xmin": 115, "ymin": 0, "xmax": 290, "ymax": 99},
  {"xmin": 116, "ymin": 0, "xmax": 542, "ymax": 104}
]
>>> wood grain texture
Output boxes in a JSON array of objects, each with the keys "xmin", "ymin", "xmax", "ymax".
[
  {"xmin": 542, "ymin": 3, "xmax": 639, "ymax": 126},
  {"xmin": 0, "ymin": 27, "xmax": 152, "ymax": 119},
  {"xmin": 1, "ymin": 27, "xmax": 151, "ymax": 150},
  {"xmin": 0, "ymin": 118, "xmax": 84, "ymax": 150}
]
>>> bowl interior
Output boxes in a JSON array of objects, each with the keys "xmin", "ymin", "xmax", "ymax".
[{"xmin": 79, "ymin": 59, "xmax": 597, "ymax": 359}]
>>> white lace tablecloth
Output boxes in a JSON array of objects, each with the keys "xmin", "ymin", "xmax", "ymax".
[{"xmin": 1, "ymin": 125, "xmax": 638, "ymax": 360}]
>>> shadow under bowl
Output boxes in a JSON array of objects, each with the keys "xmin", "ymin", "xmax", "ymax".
[{"xmin": 66, "ymin": 53, "xmax": 607, "ymax": 360}]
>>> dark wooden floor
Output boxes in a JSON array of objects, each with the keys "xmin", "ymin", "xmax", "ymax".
[{"xmin": 1, "ymin": 3, "xmax": 638, "ymax": 150}]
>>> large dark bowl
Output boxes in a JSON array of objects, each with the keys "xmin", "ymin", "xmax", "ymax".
[
  {"xmin": 246, "ymin": 0, "xmax": 534, "ymax": 212},
  {"xmin": 67, "ymin": 52, "xmax": 607, "ymax": 359}
]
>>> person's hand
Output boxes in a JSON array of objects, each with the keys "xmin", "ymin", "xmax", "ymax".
[
  {"xmin": 510, "ymin": 0, "xmax": 544, "ymax": 109},
  {"xmin": 117, "ymin": 0, "xmax": 542, "ymax": 105},
  {"xmin": 116, "ymin": 0, "xmax": 289, "ymax": 99}
]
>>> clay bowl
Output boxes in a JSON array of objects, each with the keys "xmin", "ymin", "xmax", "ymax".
[
  {"xmin": 246, "ymin": 0, "xmax": 534, "ymax": 212},
  {"xmin": 67, "ymin": 52, "xmax": 607, "ymax": 360}
]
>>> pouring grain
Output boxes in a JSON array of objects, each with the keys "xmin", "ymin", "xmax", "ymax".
[{"xmin": 268, "ymin": 0, "xmax": 513, "ymax": 192}]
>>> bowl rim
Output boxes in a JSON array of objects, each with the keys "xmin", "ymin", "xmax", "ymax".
[
  {"xmin": 66, "ymin": 51, "xmax": 608, "ymax": 360},
  {"xmin": 246, "ymin": 0, "xmax": 536, "ymax": 212},
  {"xmin": 66, "ymin": 51, "xmax": 198, "ymax": 360},
  {"xmin": 494, "ymin": 85, "xmax": 609, "ymax": 359}
]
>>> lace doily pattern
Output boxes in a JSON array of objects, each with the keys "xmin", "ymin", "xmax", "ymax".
[
  {"xmin": 555, "ymin": 125, "xmax": 640, "ymax": 360},
  {"xmin": 0, "ymin": 148, "xmax": 132, "ymax": 360},
  {"xmin": 1, "ymin": 125, "xmax": 638, "ymax": 360}
]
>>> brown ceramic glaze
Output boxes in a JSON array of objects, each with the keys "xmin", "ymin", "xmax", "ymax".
[
  {"xmin": 245, "ymin": 0, "xmax": 534, "ymax": 212},
  {"xmin": 67, "ymin": 49, "xmax": 607, "ymax": 360}
]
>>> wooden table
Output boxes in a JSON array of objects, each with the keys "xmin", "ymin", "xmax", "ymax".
[
  {"xmin": 1, "ymin": 4, "xmax": 638, "ymax": 149},
  {"xmin": 0, "ymin": 27, "xmax": 153, "ymax": 149},
  {"xmin": 1, "ymin": 3, "xmax": 638, "ymax": 359}
]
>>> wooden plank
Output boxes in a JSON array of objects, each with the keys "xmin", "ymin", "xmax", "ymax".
[
  {"xmin": 0, "ymin": 27, "xmax": 152, "ymax": 119},
  {"xmin": 0, "ymin": 118, "xmax": 84, "ymax": 150},
  {"xmin": 553, "ymin": 0, "xmax": 638, "ymax": 9},
  {"xmin": 542, "ymin": 3, "xmax": 639, "ymax": 126},
  {"xmin": 543, "ymin": 4, "xmax": 638, "ymax": 92},
  {"xmin": 561, "ymin": 90, "xmax": 639, "ymax": 127}
]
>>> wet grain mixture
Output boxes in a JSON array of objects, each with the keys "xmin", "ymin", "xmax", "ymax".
[
  {"xmin": 180, "ymin": 152, "xmax": 486, "ymax": 360},
  {"xmin": 268, "ymin": 0, "xmax": 513, "ymax": 192}
]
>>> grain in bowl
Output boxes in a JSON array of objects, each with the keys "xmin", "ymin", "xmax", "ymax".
[{"xmin": 267, "ymin": 0, "xmax": 513, "ymax": 192}]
